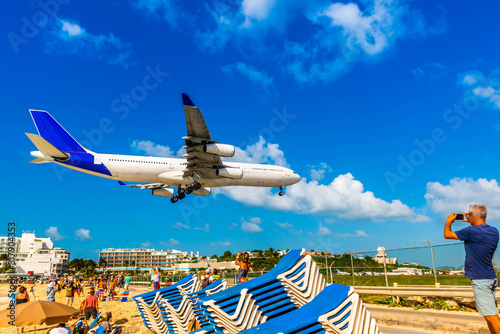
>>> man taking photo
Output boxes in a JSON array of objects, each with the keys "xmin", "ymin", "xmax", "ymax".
[{"xmin": 444, "ymin": 204, "xmax": 500, "ymax": 333}]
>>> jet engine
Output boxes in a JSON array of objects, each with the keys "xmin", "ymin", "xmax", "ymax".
[
  {"xmin": 216, "ymin": 167, "xmax": 243, "ymax": 179},
  {"xmin": 204, "ymin": 143, "xmax": 235, "ymax": 158},
  {"xmin": 191, "ymin": 187, "xmax": 211, "ymax": 196},
  {"xmin": 152, "ymin": 188, "xmax": 175, "ymax": 198}
]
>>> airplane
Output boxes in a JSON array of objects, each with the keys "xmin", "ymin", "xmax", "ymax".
[{"xmin": 26, "ymin": 93, "xmax": 301, "ymax": 203}]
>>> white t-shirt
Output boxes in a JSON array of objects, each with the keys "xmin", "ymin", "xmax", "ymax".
[{"xmin": 49, "ymin": 328, "xmax": 71, "ymax": 334}]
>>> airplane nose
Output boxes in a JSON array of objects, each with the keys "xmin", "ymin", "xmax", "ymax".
[{"xmin": 291, "ymin": 172, "xmax": 301, "ymax": 184}]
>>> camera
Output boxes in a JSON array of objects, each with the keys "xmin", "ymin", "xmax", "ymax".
[{"xmin": 455, "ymin": 213, "xmax": 467, "ymax": 220}]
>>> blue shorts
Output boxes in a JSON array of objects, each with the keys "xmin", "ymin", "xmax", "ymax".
[{"xmin": 471, "ymin": 279, "xmax": 498, "ymax": 316}]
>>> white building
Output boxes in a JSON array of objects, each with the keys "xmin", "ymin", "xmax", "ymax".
[
  {"xmin": 0, "ymin": 231, "xmax": 70, "ymax": 276},
  {"xmin": 374, "ymin": 246, "xmax": 398, "ymax": 265}
]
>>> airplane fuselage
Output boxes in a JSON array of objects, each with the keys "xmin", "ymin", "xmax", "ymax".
[{"xmin": 52, "ymin": 152, "xmax": 301, "ymax": 188}]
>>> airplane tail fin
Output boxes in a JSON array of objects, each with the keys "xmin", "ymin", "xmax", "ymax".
[{"xmin": 29, "ymin": 110, "xmax": 87, "ymax": 154}]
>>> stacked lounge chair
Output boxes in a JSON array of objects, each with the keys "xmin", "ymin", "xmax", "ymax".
[
  {"xmin": 133, "ymin": 274, "xmax": 200, "ymax": 333},
  {"xmin": 239, "ymin": 283, "xmax": 381, "ymax": 334},
  {"xmin": 193, "ymin": 249, "xmax": 327, "ymax": 334},
  {"xmin": 134, "ymin": 249, "xmax": 382, "ymax": 334},
  {"xmin": 159, "ymin": 280, "xmax": 228, "ymax": 334}
]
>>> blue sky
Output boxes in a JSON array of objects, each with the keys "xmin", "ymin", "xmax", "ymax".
[{"xmin": 3, "ymin": 0, "xmax": 500, "ymax": 267}]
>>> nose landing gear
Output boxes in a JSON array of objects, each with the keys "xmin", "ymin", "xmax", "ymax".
[{"xmin": 279, "ymin": 186, "xmax": 285, "ymax": 196}]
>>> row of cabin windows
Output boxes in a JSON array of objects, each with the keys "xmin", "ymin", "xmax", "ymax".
[
  {"xmin": 252, "ymin": 168, "xmax": 283, "ymax": 172},
  {"xmin": 108, "ymin": 159, "xmax": 188, "ymax": 166}
]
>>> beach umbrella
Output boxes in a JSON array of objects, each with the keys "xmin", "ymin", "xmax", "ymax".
[{"xmin": 0, "ymin": 300, "xmax": 79, "ymax": 327}]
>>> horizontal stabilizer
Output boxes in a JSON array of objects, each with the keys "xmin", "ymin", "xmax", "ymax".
[
  {"xmin": 25, "ymin": 133, "xmax": 69, "ymax": 160},
  {"xmin": 29, "ymin": 158, "xmax": 50, "ymax": 164}
]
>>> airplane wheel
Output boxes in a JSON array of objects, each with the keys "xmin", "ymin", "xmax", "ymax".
[
  {"xmin": 178, "ymin": 188, "xmax": 185, "ymax": 194},
  {"xmin": 171, "ymin": 196, "xmax": 178, "ymax": 203},
  {"xmin": 194, "ymin": 182, "xmax": 202, "ymax": 190},
  {"xmin": 178, "ymin": 193, "xmax": 186, "ymax": 200},
  {"xmin": 185, "ymin": 187, "xmax": 193, "ymax": 194},
  {"xmin": 279, "ymin": 191, "xmax": 284, "ymax": 196}
]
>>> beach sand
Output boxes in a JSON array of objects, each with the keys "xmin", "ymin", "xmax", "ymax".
[{"xmin": 0, "ymin": 283, "xmax": 152, "ymax": 334}]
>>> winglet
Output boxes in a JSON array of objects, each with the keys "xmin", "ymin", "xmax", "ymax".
[
  {"xmin": 182, "ymin": 93, "xmax": 195, "ymax": 107},
  {"xmin": 118, "ymin": 181, "xmax": 126, "ymax": 186}
]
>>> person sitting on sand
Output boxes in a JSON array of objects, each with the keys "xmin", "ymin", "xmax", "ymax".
[
  {"xmin": 16, "ymin": 286, "xmax": 29, "ymax": 304},
  {"xmin": 235, "ymin": 252, "xmax": 252, "ymax": 284},
  {"xmin": 82, "ymin": 289, "xmax": 99, "ymax": 321}
]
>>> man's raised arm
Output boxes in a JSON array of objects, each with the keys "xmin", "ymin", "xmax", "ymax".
[{"xmin": 444, "ymin": 213, "xmax": 459, "ymax": 240}]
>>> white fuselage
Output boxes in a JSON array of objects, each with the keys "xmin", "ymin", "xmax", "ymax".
[{"xmin": 56, "ymin": 153, "xmax": 301, "ymax": 188}]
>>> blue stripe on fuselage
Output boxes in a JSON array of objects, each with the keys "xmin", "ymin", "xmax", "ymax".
[{"xmin": 56, "ymin": 153, "xmax": 112, "ymax": 176}]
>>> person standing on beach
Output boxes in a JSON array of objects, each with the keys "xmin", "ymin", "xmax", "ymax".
[
  {"xmin": 200, "ymin": 269, "xmax": 213, "ymax": 289},
  {"xmin": 46, "ymin": 282, "xmax": 58, "ymax": 302},
  {"xmin": 124, "ymin": 274, "xmax": 131, "ymax": 292},
  {"xmin": 212, "ymin": 269, "xmax": 221, "ymax": 281},
  {"xmin": 82, "ymin": 289, "xmax": 99, "ymax": 321},
  {"xmin": 149, "ymin": 267, "xmax": 160, "ymax": 290},
  {"xmin": 445, "ymin": 204, "xmax": 500, "ymax": 333},
  {"xmin": 29, "ymin": 285, "xmax": 36, "ymax": 299},
  {"xmin": 235, "ymin": 252, "xmax": 252, "ymax": 284},
  {"xmin": 65, "ymin": 281, "xmax": 74, "ymax": 307}
]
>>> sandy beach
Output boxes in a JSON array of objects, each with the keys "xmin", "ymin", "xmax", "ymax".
[{"xmin": 0, "ymin": 283, "xmax": 152, "ymax": 334}]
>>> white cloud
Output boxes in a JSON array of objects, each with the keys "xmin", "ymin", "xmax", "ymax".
[
  {"xmin": 75, "ymin": 228, "xmax": 92, "ymax": 241},
  {"xmin": 160, "ymin": 238, "xmax": 180, "ymax": 247},
  {"xmin": 317, "ymin": 225, "xmax": 333, "ymax": 236},
  {"xmin": 172, "ymin": 222, "xmax": 191, "ymax": 230},
  {"xmin": 140, "ymin": 240, "xmax": 152, "ymax": 248},
  {"xmin": 131, "ymin": 140, "xmax": 178, "ymax": 157},
  {"xmin": 228, "ymin": 222, "xmax": 238, "ymax": 230},
  {"xmin": 241, "ymin": 0, "xmax": 277, "ymax": 25},
  {"xmin": 221, "ymin": 173, "xmax": 428, "ymax": 222},
  {"xmin": 45, "ymin": 18, "xmax": 133, "ymax": 67},
  {"xmin": 274, "ymin": 221, "xmax": 302, "ymax": 234},
  {"xmin": 45, "ymin": 226, "xmax": 63, "ymax": 241},
  {"xmin": 473, "ymin": 86, "xmax": 496, "ymax": 98},
  {"xmin": 212, "ymin": 241, "xmax": 232, "ymax": 247},
  {"xmin": 412, "ymin": 62, "xmax": 447, "ymax": 81},
  {"xmin": 425, "ymin": 177, "xmax": 500, "ymax": 220},
  {"xmin": 335, "ymin": 233, "xmax": 350, "ymax": 239},
  {"xmin": 241, "ymin": 217, "xmax": 264, "ymax": 234},
  {"xmin": 307, "ymin": 241, "xmax": 317, "ymax": 247},
  {"xmin": 229, "ymin": 137, "xmax": 287, "ymax": 167},
  {"xmin": 355, "ymin": 230, "xmax": 373, "ymax": 238},
  {"xmin": 275, "ymin": 222, "xmax": 293, "ymax": 229},
  {"xmin": 319, "ymin": 1, "xmax": 391, "ymax": 55},
  {"xmin": 463, "ymin": 74, "xmax": 477, "ymax": 85},
  {"xmin": 460, "ymin": 71, "xmax": 500, "ymax": 109},
  {"xmin": 61, "ymin": 20, "xmax": 84, "ymax": 37},
  {"xmin": 194, "ymin": 223, "xmax": 211, "ymax": 233},
  {"xmin": 309, "ymin": 162, "xmax": 333, "ymax": 181},
  {"xmin": 223, "ymin": 62, "xmax": 273, "ymax": 88}
]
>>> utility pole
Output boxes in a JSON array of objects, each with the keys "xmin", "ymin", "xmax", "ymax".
[
  {"xmin": 427, "ymin": 240, "xmax": 438, "ymax": 284},
  {"xmin": 348, "ymin": 249, "xmax": 355, "ymax": 285},
  {"xmin": 382, "ymin": 247, "xmax": 389, "ymax": 287}
]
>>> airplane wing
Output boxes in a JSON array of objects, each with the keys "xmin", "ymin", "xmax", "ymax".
[
  {"xmin": 118, "ymin": 181, "xmax": 165, "ymax": 189},
  {"xmin": 181, "ymin": 93, "xmax": 222, "ymax": 180}
]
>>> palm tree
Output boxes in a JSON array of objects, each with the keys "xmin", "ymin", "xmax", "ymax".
[
  {"xmin": 131, "ymin": 260, "xmax": 136, "ymax": 269},
  {"xmin": 124, "ymin": 260, "xmax": 130, "ymax": 270}
]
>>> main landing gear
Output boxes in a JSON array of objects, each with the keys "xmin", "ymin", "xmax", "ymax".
[
  {"xmin": 279, "ymin": 186, "xmax": 285, "ymax": 197},
  {"xmin": 170, "ymin": 182, "xmax": 202, "ymax": 203}
]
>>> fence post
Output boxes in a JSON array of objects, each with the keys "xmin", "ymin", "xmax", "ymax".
[
  {"xmin": 382, "ymin": 247, "xmax": 389, "ymax": 287},
  {"xmin": 348, "ymin": 249, "xmax": 355, "ymax": 285},
  {"xmin": 325, "ymin": 253, "xmax": 329, "ymax": 284},
  {"xmin": 427, "ymin": 240, "xmax": 438, "ymax": 284}
]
